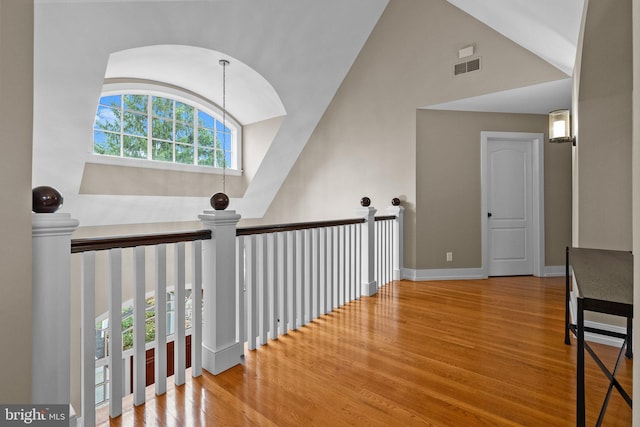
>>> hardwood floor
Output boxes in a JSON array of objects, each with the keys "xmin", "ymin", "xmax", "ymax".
[{"xmin": 98, "ymin": 277, "xmax": 632, "ymax": 426}]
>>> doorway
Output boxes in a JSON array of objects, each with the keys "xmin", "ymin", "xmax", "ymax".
[{"xmin": 481, "ymin": 132, "xmax": 544, "ymax": 277}]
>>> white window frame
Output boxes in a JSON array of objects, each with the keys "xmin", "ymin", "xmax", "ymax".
[{"xmin": 88, "ymin": 81, "xmax": 242, "ymax": 175}]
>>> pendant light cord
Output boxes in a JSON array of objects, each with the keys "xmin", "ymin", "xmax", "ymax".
[{"xmin": 219, "ymin": 59, "xmax": 229, "ymax": 194}]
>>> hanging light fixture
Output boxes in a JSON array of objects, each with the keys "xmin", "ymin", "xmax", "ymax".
[
  {"xmin": 548, "ymin": 109, "xmax": 575, "ymax": 144},
  {"xmin": 210, "ymin": 58, "xmax": 230, "ymax": 211}
]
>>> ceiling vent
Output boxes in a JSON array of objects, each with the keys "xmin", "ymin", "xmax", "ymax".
[{"xmin": 454, "ymin": 57, "xmax": 481, "ymax": 76}]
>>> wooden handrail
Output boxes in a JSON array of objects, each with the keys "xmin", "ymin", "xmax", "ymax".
[
  {"xmin": 70, "ymin": 216, "xmax": 393, "ymax": 253},
  {"xmin": 236, "ymin": 218, "xmax": 365, "ymax": 236},
  {"xmin": 375, "ymin": 215, "xmax": 396, "ymax": 221},
  {"xmin": 71, "ymin": 230, "xmax": 212, "ymax": 253}
]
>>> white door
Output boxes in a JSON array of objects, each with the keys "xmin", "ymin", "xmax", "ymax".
[{"xmin": 487, "ymin": 139, "xmax": 533, "ymax": 276}]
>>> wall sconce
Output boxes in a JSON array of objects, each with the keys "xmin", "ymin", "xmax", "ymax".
[{"xmin": 549, "ymin": 109, "xmax": 575, "ymax": 144}]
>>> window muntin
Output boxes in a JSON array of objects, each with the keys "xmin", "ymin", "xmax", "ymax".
[{"xmin": 93, "ymin": 92, "xmax": 237, "ymax": 170}]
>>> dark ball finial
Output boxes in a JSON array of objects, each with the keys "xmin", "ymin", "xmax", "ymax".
[
  {"xmin": 392, "ymin": 197, "xmax": 401, "ymax": 206},
  {"xmin": 32, "ymin": 186, "xmax": 63, "ymax": 213},
  {"xmin": 360, "ymin": 196, "xmax": 371, "ymax": 207},
  {"xmin": 210, "ymin": 192, "xmax": 229, "ymax": 210}
]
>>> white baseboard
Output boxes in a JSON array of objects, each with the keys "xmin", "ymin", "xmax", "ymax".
[
  {"xmin": 568, "ymin": 284, "xmax": 626, "ymax": 347},
  {"xmin": 582, "ymin": 321, "xmax": 627, "ymax": 347},
  {"xmin": 541, "ymin": 265, "xmax": 565, "ymax": 277},
  {"xmin": 361, "ymin": 280, "xmax": 378, "ymax": 297},
  {"xmin": 402, "ymin": 268, "xmax": 486, "ymax": 281},
  {"xmin": 402, "ymin": 266, "xmax": 565, "ymax": 281},
  {"xmin": 202, "ymin": 341, "xmax": 244, "ymax": 375}
]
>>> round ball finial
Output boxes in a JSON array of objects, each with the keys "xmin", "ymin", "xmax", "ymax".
[
  {"xmin": 210, "ymin": 192, "xmax": 229, "ymax": 210},
  {"xmin": 32, "ymin": 186, "xmax": 63, "ymax": 213},
  {"xmin": 392, "ymin": 197, "xmax": 401, "ymax": 206},
  {"xmin": 360, "ymin": 196, "xmax": 371, "ymax": 207}
]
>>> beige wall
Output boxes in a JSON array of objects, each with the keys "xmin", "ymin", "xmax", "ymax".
[
  {"xmin": 256, "ymin": 0, "xmax": 567, "ymax": 270},
  {"xmin": 576, "ymin": 0, "xmax": 633, "ymax": 250},
  {"xmin": 0, "ymin": 0, "xmax": 33, "ymax": 403},
  {"xmin": 416, "ymin": 110, "xmax": 571, "ymax": 269},
  {"xmin": 632, "ymin": 0, "xmax": 640, "ymax": 419}
]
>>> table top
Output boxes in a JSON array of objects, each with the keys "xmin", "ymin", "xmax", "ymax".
[{"xmin": 569, "ymin": 247, "xmax": 633, "ymax": 306}]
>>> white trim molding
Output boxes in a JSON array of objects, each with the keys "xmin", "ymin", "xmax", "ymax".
[
  {"xmin": 568, "ymin": 279, "xmax": 627, "ymax": 348},
  {"xmin": 403, "ymin": 268, "xmax": 486, "ymax": 281},
  {"xmin": 581, "ymin": 321, "xmax": 627, "ymax": 348},
  {"xmin": 402, "ymin": 266, "xmax": 563, "ymax": 281},
  {"xmin": 541, "ymin": 265, "xmax": 565, "ymax": 277}
]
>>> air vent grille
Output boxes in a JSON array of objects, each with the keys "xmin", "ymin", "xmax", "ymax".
[
  {"xmin": 454, "ymin": 62, "xmax": 467, "ymax": 75},
  {"xmin": 454, "ymin": 57, "xmax": 481, "ymax": 76}
]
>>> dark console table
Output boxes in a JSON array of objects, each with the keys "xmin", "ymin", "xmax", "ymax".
[{"xmin": 565, "ymin": 246, "xmax": 633, "ymax": 426}]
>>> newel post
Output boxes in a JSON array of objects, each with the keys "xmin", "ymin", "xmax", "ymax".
[
  {"xmin": 199, "ymin": 194, "xmax": 244, "ymax": 375},
  {"xmin": 388, "ymin": 198, "xmax": 405, "ymax": 281},
  {"xmin": 31, "ymin": 187, "xmax": 79, "ymax": 408},
  {"xmin": 358, "ymin": 197, "xmax": 378, "ymax": 297}
]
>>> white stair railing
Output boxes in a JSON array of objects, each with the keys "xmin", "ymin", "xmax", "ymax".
[
  {"xmin": 32, "ymin": 189, "xmax": 403, "ymax": 426},
  {"xmin": 71, "ymin": 232, "xmax": 209, "ymax": 426},
  {"xmin": 238, "ymin": 220, "xmax": 364, "ymax": 350}
]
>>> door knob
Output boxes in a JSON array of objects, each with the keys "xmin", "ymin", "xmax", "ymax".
[{"xmin": 488, "ymin": 212, "xmax": 492, "ymax": 218}]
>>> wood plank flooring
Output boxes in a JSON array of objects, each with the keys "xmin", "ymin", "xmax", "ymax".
[{"xmin": 98, "ymin": 276, "xmax": 632, "ymax": 426}]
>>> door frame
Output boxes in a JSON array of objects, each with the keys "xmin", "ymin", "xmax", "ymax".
[{"xmin": 481, "ymin": 131, "xmax": 545, "ymax": 277}]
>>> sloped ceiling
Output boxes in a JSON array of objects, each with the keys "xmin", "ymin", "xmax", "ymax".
[
  {"xmin": 435, "ymin": 0, "xmax": 584, "ymax": 113},
  {"xmin": 448, "ymin": 0, "xmax": 584, "ymax": 76}
]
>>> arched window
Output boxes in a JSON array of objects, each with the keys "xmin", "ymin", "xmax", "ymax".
[{"xmin": 92, "ymin": 87, "xmax": 241, "ymax": 172}]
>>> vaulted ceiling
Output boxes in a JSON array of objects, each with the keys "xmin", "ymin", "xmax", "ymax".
[{"xmin": 33, "ymin": 0, "xmax": 585, "ymax": 226}]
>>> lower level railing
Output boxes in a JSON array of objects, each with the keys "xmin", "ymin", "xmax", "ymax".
[{"xmin": 31, "ymin": 195, "xmax": 404, "ymax": 425}]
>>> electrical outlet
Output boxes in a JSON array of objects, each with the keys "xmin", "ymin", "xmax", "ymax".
[{"xmin": 446, "ymin": 252, "xmax": 453, "ymax": 262}]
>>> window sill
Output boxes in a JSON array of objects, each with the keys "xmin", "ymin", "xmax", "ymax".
[{"xmin": 86, "ymin": 153, "xmax": 242, "ymax": 176}]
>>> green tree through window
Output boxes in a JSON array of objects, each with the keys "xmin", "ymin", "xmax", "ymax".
[{"xmin": 94, "ymin": 93, "xmax": 235, "ymax": 169}]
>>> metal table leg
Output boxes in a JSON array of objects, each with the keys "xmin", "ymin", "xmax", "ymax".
[{"xmin": 577, "ymin": 298, "xmax": 585, "ymax": 427}]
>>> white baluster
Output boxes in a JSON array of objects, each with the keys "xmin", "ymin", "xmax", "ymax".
[
  {"xmin": 257, "ymin": 234, "xmax": 268, "ymax": 346},
  {"xmin": 192, "ymin": 240, "xmax": 203, "ymax": 377},
  {"xmin": 355, "ymin": 224, "xmax": 361, "ymax": 299},
  {"xmin": 345, "ymin": 225, "xmax": 352, "ymax": 303},
  {"xmin": 174, "ymin": 242, "xmax": 186, "ymax": 386},
  {"xmin": 277, "ymin": 233, "xmax": 287, "ymax": 336},
  {"xmin": 235, "ymin": 237, "xmax": 245, "ymax": 348},
  {"xmin": 133, "ymin": 246, "xmax": 146, "ymax": 405},
  {"xmin": 245, "ymin": 235, "xmax": 257, "ymax": 350},
  {"xmin": 296, "ymin": 230, "xmax": 305, "ymax": 328},
  {"xmin": 338, "ymin": 226, "xmax": 345, "ymax": 306},
  {"xmin": 311, "ymin": 228, "xmax": 319, "ymax": 319},
  {"xmin": 332, "ymin": 227, "xmax": 339, "ymax": 309},
  {"xmin": 154, "ymin": 245, "xmax": 167, "ymax": 394},
  {"xmin": 287, "ymin": 231, "xmax": 298, "ymax": 331},
  {"xmin": 80, "ymin": 252, "xmax": 95, "ymax": 427},
  {"xmin": 267, "ymin": 233, "xmax": 278, "ymax": 341},
  {"xmin": 319, "ymin": 228, "xmax": 327, "ymax": 315},
  {"xmin": 326, "ymin": 228, "xmax": 334, "ymax": 311},
  {"xmin": 388, "ymin": 205, "xmax": 404, "ymax": 281},
  {"xmin": 108, "ymin": 248, "xmax": 123, "ymax": 417},
  {"xmin": 304, "ymin": 229, "xmax": 312, "ymax": 323}
]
